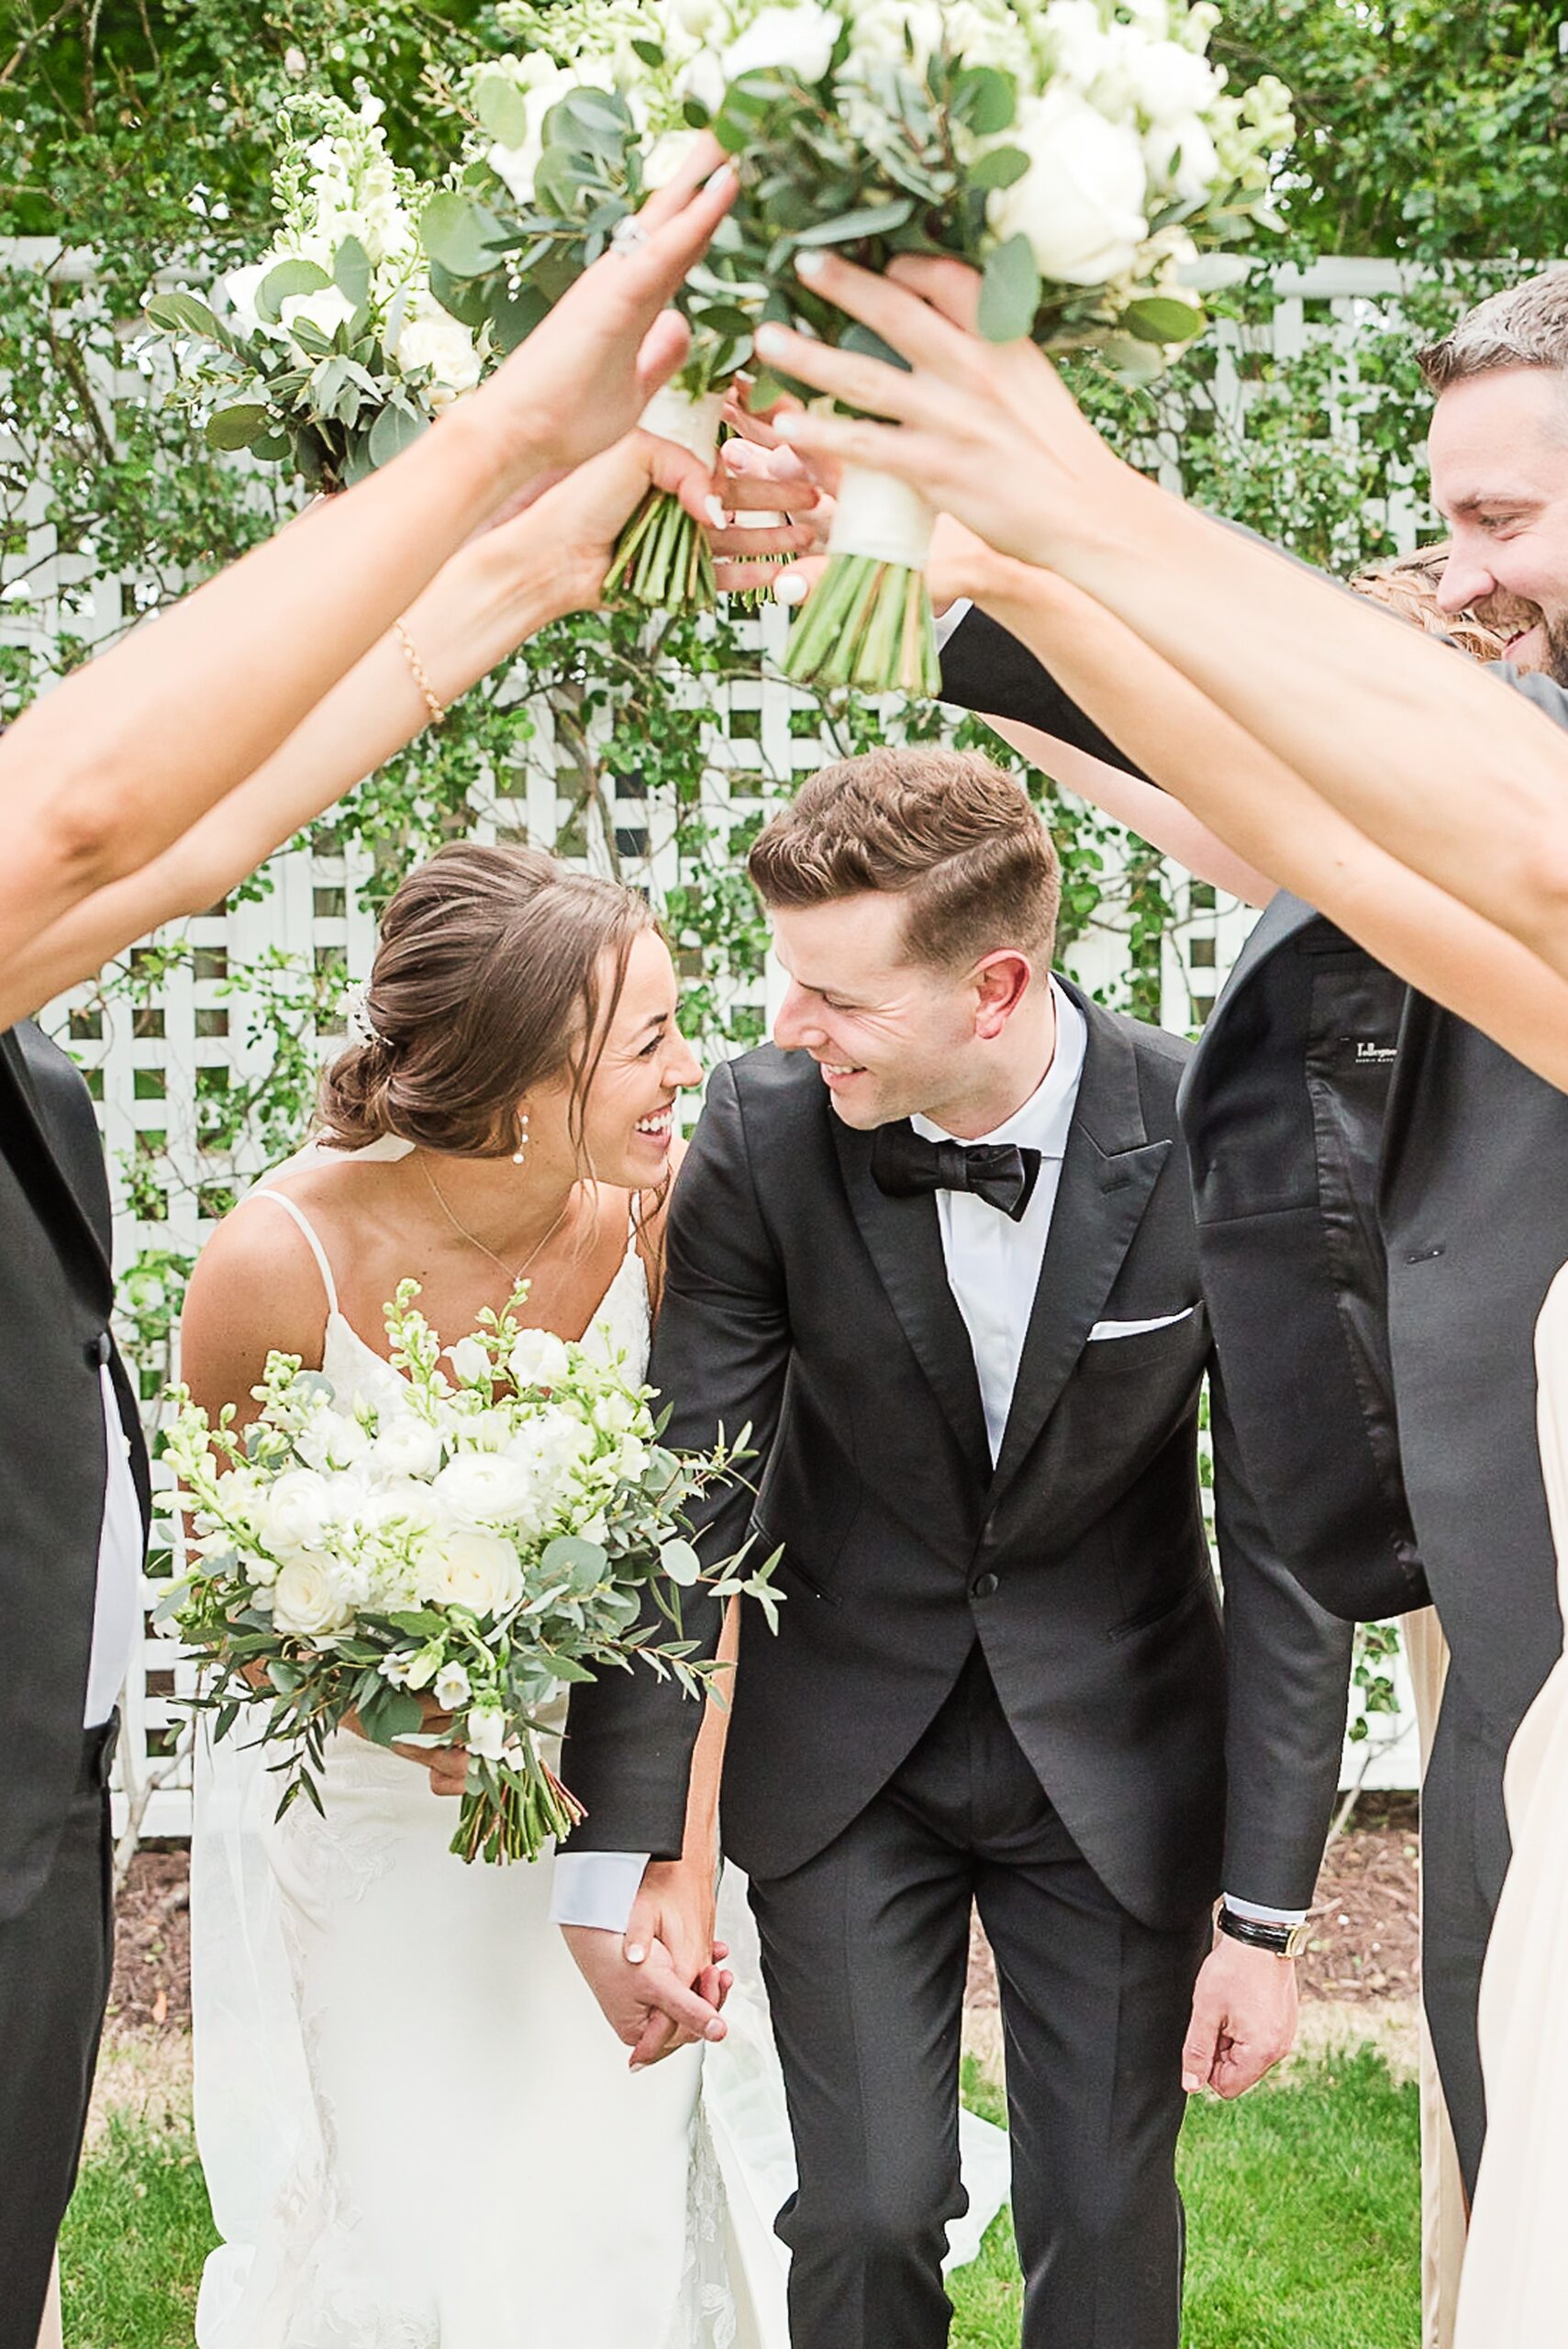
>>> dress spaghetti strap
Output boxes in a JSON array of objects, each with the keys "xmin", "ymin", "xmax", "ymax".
[{"xmin": 245, "ymin": 1189, "xmax": 342, "ymax": 1320}]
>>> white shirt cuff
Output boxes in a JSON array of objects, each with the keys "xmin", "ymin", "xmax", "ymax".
[
  {"xmin": 549, "ymin": 1850, "xmax": 650, "ymax": 1932},
  {"xmin": 933, "ymin": 595, "xmax": 973, "ymax": 651},
  {"xmin": 1222, "ymin": 1893, "xmax": 1308, "ymax": 1928}
]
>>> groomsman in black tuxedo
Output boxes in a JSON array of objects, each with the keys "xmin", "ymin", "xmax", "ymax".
[
  {"xmin": 932, "ymin": 506, "xmax": 1568, "ymax": 2193},
  {"xmin": 0, "ymin": 1019, "xmax": 149, "ymax": 2346},
  {"xmin": 563, "ymin": 747, "xmax": 1352, "ymax": 2349}
]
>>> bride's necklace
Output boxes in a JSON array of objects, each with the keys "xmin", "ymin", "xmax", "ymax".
[{"xmin": 420, "ymin": 1157, "xmax": 570, "ymax": 1290}]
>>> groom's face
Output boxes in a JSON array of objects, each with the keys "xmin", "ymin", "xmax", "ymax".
[
  {"xmin": 1429, "ymin": 367, "xmax": 1568, "ymax": 681},
  {"xmin": 769, "ymin": 894, "xmax": 985, "ymax": 1131}
]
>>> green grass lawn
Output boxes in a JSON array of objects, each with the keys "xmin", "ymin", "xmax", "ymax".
[{"xmin": 62, "ymin": 2049, "xmax": 1418, "ymax": 2348}]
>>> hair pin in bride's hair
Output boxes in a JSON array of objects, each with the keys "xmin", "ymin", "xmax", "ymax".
[{"xmin": 340, "ymin": 979, "xmax": 384, "ymax": 1050}]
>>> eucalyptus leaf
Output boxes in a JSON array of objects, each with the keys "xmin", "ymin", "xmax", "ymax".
[
  {"xmin": 357, "ymin": 1685, "xmax": 424, "ymax": 1746},
  {"xmin": 333, "ymin": 235, "xmax": 372, "ymax": 308},
  {"xmin": 541, "ymin": 1534, "xmax": 611, "ymax": 1590},
  {"xmin": 368, "ymin": 399, "xmax": 428, "ymax": 468},
  {"xmin": 487, "ymin": 282, "xmax": 550, "ymax": 353},
  {"xmin": 794, "ymin": 199, "xmax": 916, "ymax": 248},
  {"xmin": 977, "ymin": 234, "xmax": 1041, "ymax": 343},
  {"xmin": 204, "ymin": 401, "xmax": 271, "ymax": 451},
  {"xmin": 969, "ymin": 145, "xmax": 1029, "ymax": 192},
  {"xmin": 146, "ymin": 290, "xmax": 229, "ymax": 347},
  {"xmin": 428, "ymin": 257, "xmax": 491, "ymax": 331},
  {"xmin": 660, "ymin": 1537, "xmax": 703, "ymax": 1587},
  {"xmin": 421, "ymin": 192, "xmax": 507, "ymax": 282},
  {"xmin": 951, "ymin": 66, "xmax": 1018, "ymax": 138},
  {"xmin": 472, "ymin": 76, "xmax": 532, "ymax": 149},
  {"xmin": 1122, "ymin": 294, "xmax": 1207, "ymax": 347},
  {"xmin": 257, "ymin": 256, "xmax": 331, "ymax": 326}
]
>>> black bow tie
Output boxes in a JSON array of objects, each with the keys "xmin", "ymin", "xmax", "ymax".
[{"xmin": 870, "ymin": 1124, "xmax": 1043, "ymax": 1222}]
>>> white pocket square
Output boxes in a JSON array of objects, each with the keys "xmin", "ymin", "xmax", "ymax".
[{"xmin": 1087, "ymin": 1308, "xmax": 1197, "ymax": 1341}]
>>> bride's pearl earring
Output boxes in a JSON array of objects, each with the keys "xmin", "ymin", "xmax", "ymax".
[{"xmin": 512, "ymin": 1109, "xmax": 529, "ymax": 1167}]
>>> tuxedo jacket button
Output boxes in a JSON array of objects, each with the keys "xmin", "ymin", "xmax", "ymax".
[{"xmin": 972, "ymin": 1571, "xmax": 1000, "ymax": 1599}]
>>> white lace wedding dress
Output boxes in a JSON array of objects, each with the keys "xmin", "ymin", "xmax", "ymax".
[{"xmin": 190, "ymin": 1143, "xmax": 1009, "ymax": 2349}]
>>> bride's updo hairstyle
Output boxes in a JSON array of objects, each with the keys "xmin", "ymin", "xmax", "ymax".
[{"xmin": 317, "ymin": 843, "xmax": 654, "ymax": 1158}]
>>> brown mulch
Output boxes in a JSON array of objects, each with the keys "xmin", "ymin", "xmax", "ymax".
[
  {"xmin": 109, "ymin": 1842, "xmax": 192, "ymax": 2035},
  {"xmin": 113, "ymin": 1798, "xmax": 1420, "ymax": 2047},
  {"xmin": 964, "ymin": 1792, "xmax": 1421, "ymax": 2013}
]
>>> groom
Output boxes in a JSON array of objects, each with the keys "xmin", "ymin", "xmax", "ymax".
[{"xmin": 562, "ymin": 746, "xmax": 1351, "ymax": 2347}]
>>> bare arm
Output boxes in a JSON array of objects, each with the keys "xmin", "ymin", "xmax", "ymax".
[
  {"xmin": 756, "ymin": 250, "xmax": 1568, "ymax": 985},
  {"xmin": 0, "ymin": 155, "xmax": 738, "ymax": 982},
  {"xmin": 4, "ymin": 433, "xmax": 717, "ymax": 1023}
]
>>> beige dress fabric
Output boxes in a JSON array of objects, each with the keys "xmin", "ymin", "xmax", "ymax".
[
  {"xmin": 1400, "ymin": 1609, "xmax": 1463, "ymax": 2349},
  {"xmin": 1452, "ymin": 1262, "xmax": 1568, "ymax": 2345}
]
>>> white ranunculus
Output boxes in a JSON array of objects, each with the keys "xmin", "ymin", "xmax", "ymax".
[
  {"xmin": 272, "ymin": 1553, "xmax": 353, "ymax": 1638},
  {"xmin": 508, "ymin": 1330, "xmax": 573, "ymax": 1391},
  {"xmin": 1143, "ymin": 113, "xmax": 1220, "ymax": 204},
  {"xmin": 278, "ymin": 284, "xmax": 360, "ymax": 346},
  {"xmin": 446, "ymin": 1335, "xmax": 493, "ymax": 1388},
  {"xmin": 394, "ymin": 311, "xmax": 483, "ymax": 411},
  {"xmin": 259, "ymin": 1467, "xmax": 337, "ymax": 1556},
  {"xmin": 990, "ymin": 91, "xmax": 1149, "ymax": 286},
  {"xmin": 435, "ymin": 1453, "xmax": 537, "ymax": 1526},
  {"xmin": 467, "ymin": 1706, "xmax": 507, "ymax": 1762},
  {"xmin": 723, "ymin": 2, "xmax": 841, "ymax": 84},
  {"xmin": 373, "ymin": 1414, "xmax": 445, "ymax": 1481},
  {"xmin": 434, "ymin": 1662, "xmax": 473, "ymax": 1709},
  {"xmin": 427, "ymin": 1529, "xmax": 524, "ymax": 1618},
  {"xmin": 1128, "ymin": 38, "xmax": 1222, "ymax": 127}
]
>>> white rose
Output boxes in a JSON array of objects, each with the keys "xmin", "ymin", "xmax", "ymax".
[
  {"xmin": 723, "ymin": 3, "xmax": 841, "ymax": 84},
  {"xmin": 434, "ymin": 1662, "xmax": 473, "ymax": 1709},
  {"xmin": 394, "ymin": 315, "xmax": 483, "ymax": 413},
  {"xmin": 467, "ymin": 1706, "xmax": 506, "ymax": 1762},
  {"xmin": 446, "ymin": 1335, "xmax": 494, "ymax": 1388},
  {"xmin": 363, "ymin": 1480, "xmax": 450, "ymax": 1541},
  {"xmin": 272, "ymin": 1553, "xmax": 353, "ymax": 1638},
  {"xmin": 508, "ymin": 1330, "xmax": 573, "ymax": 1391},
  {"xmin": 1128, "ymin": 38, "xmax": 1222, "ymax": 127},
  {"xmin": 427, "ymin": 1529, "xmax": 524, "ymax": 1618},
  {"xmin": 259, "ymin": 1466, "xmax": 337, "ymax": 1556},
  {"xmin": 643, "ymin": 129, "xmax": 702, "ymax": 191},
  {"xmin": 372, "ymin": 1414, "xmax": 445, "ymax": 1481},
  {"xmin": 989, "ymin": 92, "xmax": 1149, "ymax": 287},
  {"xmin": 279, "ymin": 284, "xmax": 360, "ymax": 347},
  {"xmin": 1143, "ymin": 113, "xmax": 1220, "ymax": 204},
  {"xmin": 435, "ymin": 1453, "xmax": 537, "ymax": 1525}
]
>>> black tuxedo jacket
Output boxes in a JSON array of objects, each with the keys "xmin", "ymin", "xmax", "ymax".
[
  {"xmin": 938, "ymin": 607, "xmax": 1568, "ymax": 1738},
  {"xmin": 0, "ymin": 1022, "xmax": 149, "ymax": 1920},
  {"xmin": 564, "ymin": 985, "xmax": 1351, "ymax": 1926}
]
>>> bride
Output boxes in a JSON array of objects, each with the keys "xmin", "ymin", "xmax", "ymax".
[{"xmin": 182, "ymin": 841, "xmax": 1008, "ymax": 2349}]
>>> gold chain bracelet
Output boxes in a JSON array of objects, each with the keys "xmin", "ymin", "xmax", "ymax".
[{"xmin": 394, "ymin": 618, "xmax": 448, "ymax": 729}]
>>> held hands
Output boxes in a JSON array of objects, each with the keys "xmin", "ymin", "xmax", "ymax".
[
  {"xmin": 740, "ymin": 250, "xmax": 1129, "ymax": 576},
  {"xmin": 1181, "ymin": 1929, "xmax": 1300, "ymax": 2100}
]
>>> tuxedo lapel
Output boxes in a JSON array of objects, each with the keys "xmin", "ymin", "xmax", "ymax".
[
  {"xmin": 990, "ymin": 992, "xmax": 1171, "ymax": 1499},
  {"xmin": 0, "ymin": 1024, "xmax": 114, "ymax": 1301},
  {"xmin": 830, "ymin": 1118, "xmax": 993, "ymax": 1485}
]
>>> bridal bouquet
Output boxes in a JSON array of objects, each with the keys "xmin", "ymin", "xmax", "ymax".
[
  {"xmin": 425, "ymin": 3, "xmax": 764, "ymax": 613},
  {"xmin": 149, "ymin": 93, "xmax": 485, "ymax": 491},
  {"xmin": 163, "ymin": 1279, "xmax": 774, "ymax": 1864},
  {"xmin": 698, "ymin": 0, "xmax": 1292, "ymax": 692}
]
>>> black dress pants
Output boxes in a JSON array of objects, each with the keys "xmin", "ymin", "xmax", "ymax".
[
  {"xmin": 1421, "ymin": 1667, "xmax": 1515, "ymax": 2198},
  {"xmin": 0, "ymin": 1719, "xmax": 117, "ymax": 2349},
  {"xmin": 747, "ymin": 1652, "xmax": 1212, "ymax": 2349}
]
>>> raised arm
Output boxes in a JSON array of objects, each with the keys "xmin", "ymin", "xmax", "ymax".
[
  {"xmin": 752, "ymin": 250, "xmax": 1568, "ymax": 990},
  {"xmin": 6, "ymin": 432, "xmax": 721, "ymax": 1022},
  {"xmin": 0, "ymin": 155, "xmax": 738, "ymax": 995}
]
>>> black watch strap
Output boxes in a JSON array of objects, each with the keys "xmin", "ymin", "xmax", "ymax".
[{"xmin": 1217, "ymin": 1905, "xmax": 1310, "ymax": 1959}]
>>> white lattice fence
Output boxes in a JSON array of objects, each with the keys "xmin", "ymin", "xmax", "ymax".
[{"xmin": 2, "ymin": 248, "xmax": 1429, "ymax": 1830}]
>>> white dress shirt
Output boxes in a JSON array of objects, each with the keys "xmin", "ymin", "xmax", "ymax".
[
  {"xmin": 552, "ymin": 980, "xmax": 1298, "ymax": 1931},
  {"xmin": 85, "ymin": 1365, "xmax": 144, "ymax": 1728}
]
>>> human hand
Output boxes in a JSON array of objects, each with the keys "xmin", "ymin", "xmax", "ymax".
[
  {"xmin": 1181, "ymin": 1931, "xmax": 1300, "ymax": 2099},
  {"xmin": 344, "ymin": 1696, "xmax": 469, "ymax": 1798},
  {"xmin": 767, "ymin": 510, "xmax": 1015, "ymax": 619},
  {"xmin": 473, "ymin": 141, "xmax": 738, "ymax": 485},
  {"xmin": 748, "ymin": 250, "xmax": 1129, "ymax": 574},
  {"xmin": 562, "ymin": 1923, "xmax": 732, "ymax": 2072},
  {"xmin": 618, "ymin": 1857, "xmax": 735, "ymax": 2066}
]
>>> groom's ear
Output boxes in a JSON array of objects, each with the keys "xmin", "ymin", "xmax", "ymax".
[{"xmin": 972, "ymin": 950, "xmax": 1033, "ymax": 1039}]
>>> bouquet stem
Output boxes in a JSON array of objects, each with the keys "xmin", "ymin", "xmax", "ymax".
[
  {"xmin": 606, "ymin": 386, "xmax": 726, "ymax": 618},
  {"xmin": 778, "ymin": 465, "xmax": 940, "ymax": 696},
  {"xmin": 451, "ymin": 1750, "xmax": 585, "ymax": 1865}
]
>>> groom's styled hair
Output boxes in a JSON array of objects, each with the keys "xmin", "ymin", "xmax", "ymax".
[{"xmin": 749, "ymin": 747, "xmax": 1061, "ymax": 974}]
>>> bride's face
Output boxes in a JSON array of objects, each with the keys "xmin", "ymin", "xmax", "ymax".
[{"xmin": 529, "ymin": 930, "xmax": 701, "ymax": 1187}]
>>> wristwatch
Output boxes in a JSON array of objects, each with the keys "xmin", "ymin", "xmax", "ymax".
[{"xmin": 1217, "ymin": 1904, "xmax": 1311, "ymax": 1960}]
